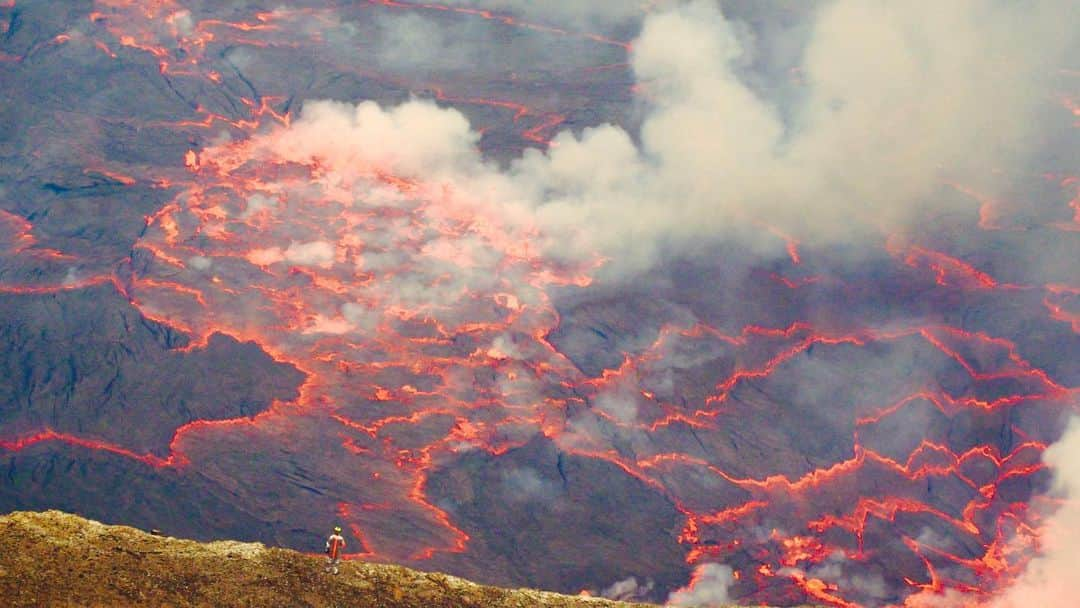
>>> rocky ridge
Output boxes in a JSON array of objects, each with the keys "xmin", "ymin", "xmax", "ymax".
[{"xmin": 0, "ymin": 510, "xmax": 679, "ymax": 608}]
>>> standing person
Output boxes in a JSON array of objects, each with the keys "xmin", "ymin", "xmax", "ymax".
[{"xmin": 324, "ymin": 526, "xmax": 346, "ymax": 574}]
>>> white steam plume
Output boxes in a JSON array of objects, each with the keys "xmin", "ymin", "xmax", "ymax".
[
  {"xmin": 602, "ymin": 576, "xmax": 656, "ymax": 601},
  {"xmin": 665, "ymin": 563, "xmax": 735, "ymax": 607},
  {"xmin": 519, "ymin": 0, "xmax": 1074, "ymax": 268},
  {"xmin": 216, "ymin": 0, "xmax": 1077, "ymax": 314},
  {"xmin": 989, "ymin": 415, "xmax": 1080, "ymax": 607},
  {"xmin": 271, "ymin": 0, "xmax": 1075, "ymax": 277}
]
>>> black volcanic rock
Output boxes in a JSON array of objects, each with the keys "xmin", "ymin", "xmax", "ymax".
[
  {"xmin": 6, "ymin": 174, "xmax": 173, "ymax": 268},
  {"xmin": 547, "ymin": 294, "xmax": 680, "ymax": 377},
  {"xmin": 0, "ymin": 283, "xmax": 304, "ymax": 455},
  {"xmin": 0, "ymin": 447, "xmax": 279, "ymax": 546},
  {"xmin": 425, "ymin": 436, "xmax": 690, "ymax": 601}
]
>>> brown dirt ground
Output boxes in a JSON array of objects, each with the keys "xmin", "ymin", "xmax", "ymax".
[{"xmin": 0, "ymin": 510, "xmax": 661, "ymax": 608}]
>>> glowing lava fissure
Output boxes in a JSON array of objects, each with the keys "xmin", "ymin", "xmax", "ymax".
[{"xmin": 2, "ymin": 0, "xmax": 1079, "ymax": 606}]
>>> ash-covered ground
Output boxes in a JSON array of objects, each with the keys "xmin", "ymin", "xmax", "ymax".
[{"xmin": 1, "ymin": 1, "xmax": 1078, "ymax": 606}]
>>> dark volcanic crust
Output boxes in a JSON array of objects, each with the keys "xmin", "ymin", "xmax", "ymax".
[
  {"xmin": 0, "ymin": 284, "xmax": 305, "ymax": 455},
  {"xmin": 425, "ymin": 436, "xmax": 691, "ymax": 601}
]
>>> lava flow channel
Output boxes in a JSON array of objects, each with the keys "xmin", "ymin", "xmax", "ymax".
[
  {"xmin": 127, "ymin": 99, "xmax": 600, "ymax": 563},
  {"xmin": 127, "ymin": 105, "xmax": 1078, "ymax": 600}
]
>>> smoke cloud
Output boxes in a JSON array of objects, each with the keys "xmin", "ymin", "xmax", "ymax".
[
  {"xmin": 665, "ymin": 563, "xmax": 735, "ymax": 607},
  {"xmin": 523, "ymin": 0, "xmax": 1073, "ymax": 269},
  {"xmin": 602, "ymin": 576, "xmax": 656, "ymax": 602},
  {"xmin": 989, "ymin": 415, "xmax": 1080, "ymax": 607},
  {"xmin": 269, "ymin": 0, "xmax": 1075, "ymax": 278},
  {"xmin": 245, "ymin": 241, "xmax": 335, "ymax": 268}
]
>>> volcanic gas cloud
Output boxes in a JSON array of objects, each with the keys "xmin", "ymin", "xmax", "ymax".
[{"xmin": 0, "ymin": 0, "xmax": 1078, "ymax": 606}]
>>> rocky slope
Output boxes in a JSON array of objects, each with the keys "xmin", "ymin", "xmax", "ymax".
[{"xmin": 0, "ymin": 510, "xmax": 668, "ymax": 608}]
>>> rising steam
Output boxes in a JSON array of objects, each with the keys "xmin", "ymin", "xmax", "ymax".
[
  {"xmin": 287, "ymin": 0, "xmax": 1076, "ymax": 277},
  {"xmin": 989, "ymin": 415, "xmax": 1080, "ymax": 607},
  {"xmin": 666, "ymin": 563, "xmax": 735, "ymax": 607}
]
